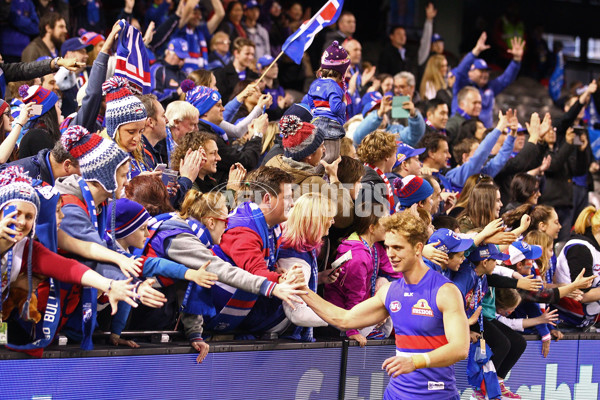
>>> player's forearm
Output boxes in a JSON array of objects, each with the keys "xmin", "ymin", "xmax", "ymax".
[
  {"xmin": 301, "ymin": 289, "xmax": 352, "ymax": 329},
  {"xmin": 423, "ymin": 340, "xmax": 469, "ymax": 368}
]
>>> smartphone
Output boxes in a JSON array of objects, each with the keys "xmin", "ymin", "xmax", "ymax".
[
  {"xmin": 4, "ymin": 204, "xmax": 17, "ymax": 238},
  {"xmin": 392, "ymin": 96, "xmax": 410, "ymax": 119},
  {"xmin": 29, "ymin": 104, "xmax": 43, "ymax": 116},
  {"xmin": 329, "ymin": 250, "xmax": 352, "ymax": 276},
  {"xmin": 161, "ymin": 169, "xmax": 178, "ymax": 190},
  {"xmin": 573, "ymin": 126, "xmax": 586, "ymax": 146},
  {"xmin": 154, "ymin": 163, "xmax": 167, "ymax": 172}
]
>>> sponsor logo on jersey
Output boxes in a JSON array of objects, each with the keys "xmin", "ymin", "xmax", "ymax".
[
  {"xmin": 428, "ymin": 381, "xmax": 445, "ymax": 390},
  {"xmin": 412, "ymin": 299, "xmax": 434, "ymax": 317}
]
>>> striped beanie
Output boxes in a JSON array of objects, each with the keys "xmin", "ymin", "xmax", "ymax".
[
  {"xmin": 61, "ymin": 125, "xmax": 129, "ymax": 193},
  {"xmin": 80, "ymin": 30, "xmax": 105, "ymax": 46},
  {"xmin": 393, "ymin": 175, "xmax": 434, "ymax": 207},
  {"xmin": 280, "ymin": 115, "xmax": 324, "ymax": 161},
  {"xmin": 0, "ymin": 99, "xmax": 8, "ymax": 116},
  {"xmin": 186, "ymin": 85, "xmax": 221, "ymax": 117},
  {"xmin": 19, "ymin": 85, "xmax": 59, "ymax": 121},
  {"xmin": 105, "ymin": 199, "xmax": 151, "ymax": 240},
  {"xmin": 102, "ymin": 77, "xmax": 147, "ymax": 139}
]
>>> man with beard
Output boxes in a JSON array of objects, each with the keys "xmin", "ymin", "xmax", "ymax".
[{"xmin": 22, "ymin": 12, "xmax": 67, "ymax": 62}]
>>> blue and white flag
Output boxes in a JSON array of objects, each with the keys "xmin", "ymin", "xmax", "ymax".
[
  {"xmin": 281, "ymin": 0, "xmax": 344, "ymax": 64},
  {"xmin": 115, "ymin": 20, "xmax": 151, "ymax": 94},
  {"xmin": 549, "ymin": 50, "xmax": 564, "ymax": 102}
]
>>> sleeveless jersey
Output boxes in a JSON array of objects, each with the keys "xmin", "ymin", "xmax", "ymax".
[{"xmin": 384, "ymin": 268, "xmax": 458, "ymax": 399}]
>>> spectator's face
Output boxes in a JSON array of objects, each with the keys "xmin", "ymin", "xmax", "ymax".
[
  {"xmin": 41, "ymin": 73, "xmax": 59, "ymax": 95},
  {"xmin": 462, "ymin": 142, "xmax": 479, "ymax": 164},
  {"xmin": 268, "ymin": 183, "xmax": 293, "ymax": 225},
  {"xmin": 49, "ymin": 19, "xmax": 68, "ymax": 45},
  {"xmin": 338, "ymin": 14, "xmax": 356, "ymax": 36},
  {"xmin": 372, "ymin": 217, "xmax": 388, "ymax": 242},
  {"xmin": 493, "ymin": 190, "xmax": 502, "ymax": 218},
  {"xmin": 438, "ymin": 57, "xmax": 448, "ymax": 77},
  {"xmin": 115, "ymin": 162, "xmax": 131, "ymax": 199},
  {"xmin": 270, "ymin": 1, "xmax": 282, "ymax": 17},
  {"xmin": 343, "ymin": 40, "xmax": 361, "ymax": 65},
  {"xmin": 447, "ymin": 251, "xmax": 465, "ymax": 271},
  {"xmin": 429, "ymin": 179, "xmax": 442, "ymax": 213},
  {"xmin": 461, "ymin": 91, "xmax": 482, "ymax": 117},
  {"xmin": 469, "ymin": 69, "xmax": 489, "ymax": 87},
  {"xmin": 381, "ymin": 77, "xmax": 393, "ymax": 93},
  {"xmin": 207, "ymin": 205, "xmax": 229, "ymax": 244},
  {"xmin": 513, "ymin": 133, "xmax": 526, "ymax": 152},
  {"xmin": 189, "ymin": 9, "xmax": 202, "ymax": 27},
  {"xmin": 305, "ymin": 142, "xmax": 325, "ymax": 167},
  {"xmin": 204, "ymin": 100, "xmax": 224, "ymax": 124},
  {"xmin": 540, "ymin": 210, "xmax": 561, "ymax": 240},
  {"xmin": 263, "ymin": 62, "xmax": 279, "ymax": 79},
  {"xmin": 474, "ymin": 121, "xmax": 486, "ymax": 141},
  {"xmin": 287, "ymin": 3, "xmax": 302, "ymax": 21},
  {"xmin": 65, "ymin": 49, "xmax": 89, "ymax": 71},
  {"xmin": 403, "ymin": 156, "xmax": 422, "ymax": 176},
  {"xmin": 420, "ymin": 194, "xmax": 434, "ymax": 214},
  {"xmin": 122, "ymin": 222, "xmax": 150, "ymax": 249},
  {"xmin": 200, "ymin": 139, "xmax": 221, "ymax": 174},
  {"xmin": 428, "ymin": 139, "xmax": 451, "ymax": 169},
  {"xmin": 209, "ymin": 73, "xmax": 218, "ymax": 90},
  {"xmin": 151, "ymin": 100, "xmax": 168, "ymax": 139},
  {"xmin": 432, "ymin": 41, "xmax": 444, "ymax": 54},
  {"xmin": 244, "ymin": 7, "xmax": 260, "ymax": 22},
  {"xmin": 389, "ymin": 27, "xmax": 406, "ymax": 48},
  {"xmin": 394, "ymin": 77, "xmax": 413, "ymax": 97},
  {"xmin": 385, "ymin": 231, "xmax": 420, "ymax": 273},
  {"xmin": 235, "ymin": 46, "xmax": 255, "ymax": 69},
  {"xmin": 427, "ymin": 104, "xmax": 449, "ymax": 129},
  {"xmin": 545, "ymin": 127, "xmax": 557, "ymax": 145},
  {"xmin": 229, "ymin": 3, "xmax": 244, "ymax": 23},
  {"xmin": 172, "ymin": 116, "xmax": 198, "ymax": 142},
  {"xmin": 55, "ymin": 199, "xmax": 64, "ymax": 229},
  {"xmin": 1, "ymin": 107, "xmax": 14, "ymax": 134},
  {"xmin": 6, "ymin": 201, "xmax": 36, "ymax": 241},
  {"xmin": 213, "ymin": 35, "xmax": 231, "ymax": 56},
  {"xmin": 117, "ymin": 120, "xmax": 146, "ymax": 153}
]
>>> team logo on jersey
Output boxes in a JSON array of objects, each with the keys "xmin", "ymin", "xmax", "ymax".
[
  {"xmin": 594, "ymin": 264, "xmax": 600, "ymax": 274},
  {"xmin": 390, "ymin": 301, "xmax": 401, "ymax": 312},
  {"xmin": 412, "ymin": 299, "xmax": 434, "ymax": 317}
]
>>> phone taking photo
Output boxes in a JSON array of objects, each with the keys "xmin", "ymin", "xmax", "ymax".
[
  {"xmin": 29, "ymin": 104, "xmax": 44, "ymax": 116},
  {"xmin": 4, "ymin": 204, "xmax": 17, "ymax": 238}
]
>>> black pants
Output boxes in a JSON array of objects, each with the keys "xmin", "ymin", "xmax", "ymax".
[{"xmin": 483, "ymin": 318, "xmax": 527, "ymax": 379}]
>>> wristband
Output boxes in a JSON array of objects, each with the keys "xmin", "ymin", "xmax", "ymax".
[
  {"xmin": 411, "ymin": 353, "xmax": 431, "ymax": 369},
  {"xmin": 15, "ymin": 122, "xmax": 23, "ymax": 128},
  {"xmin": 107, "ymin": 279, "xmax": 114, "ymax": 293}
]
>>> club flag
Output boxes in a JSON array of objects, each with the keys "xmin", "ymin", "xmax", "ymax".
[
  {"xmin": 114, "ymin": 20, "xmax": 151, "ymax": 94},
  {"xmin": 281, "ymin": 0, "xmax": 344, "ymax": 64},
  {"xmin": 549, "ymin": 50, "xmax": 564, "ymax": 102}
]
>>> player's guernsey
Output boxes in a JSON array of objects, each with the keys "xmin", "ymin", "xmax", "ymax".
[{"xmin": 384, "ymin": 268, "xmax": 458, "ymax": 399}]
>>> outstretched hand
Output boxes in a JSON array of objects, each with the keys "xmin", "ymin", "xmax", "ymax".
[
  {"xmin": 508, "ymin": 37, "xmax": 526, "ymax": 62},
  {"xmin": 472, "ymin": 32, "xmax": 490, "ymax": 56}
]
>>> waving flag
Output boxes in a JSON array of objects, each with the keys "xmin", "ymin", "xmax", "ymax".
[
  {"xmin": 114, "ymin": 20, "xmax": 151, "ymax": 94},
  {"xmin": 549, "ymin": 50, "xmax": 564, "ymax": 102},
  {"xmin": 282, "ymin": 0, "xmax": 345, "ymax": 64}
]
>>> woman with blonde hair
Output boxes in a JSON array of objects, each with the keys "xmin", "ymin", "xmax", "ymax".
[
  {"xmin": 277, "ymin": 192, "xmax": 338, "ymax": 340},
  {"xmin": 420, "ymin": 54, "xmax": 449, "ymax": 100},
  {"xmin": 553, "ymin": 206, "xmax": 600, "ymax": 329}
]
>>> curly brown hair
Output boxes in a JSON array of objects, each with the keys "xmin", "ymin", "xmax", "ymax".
[
  {"xmin": 356, "ymin": 130, "xmax": 397, "ymax": 165},
  {"xmin": 381, "ymin": 210, "xmax": 429, "ymax": 247},
  {"xmin": 170, "ymin": 130, "xmax": 217, "ymax": 171}
]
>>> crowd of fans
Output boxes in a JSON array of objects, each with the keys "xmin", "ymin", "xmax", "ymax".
[{"xmin": 2, "ymin": 0, "xmax": 600, "ymax": 398}]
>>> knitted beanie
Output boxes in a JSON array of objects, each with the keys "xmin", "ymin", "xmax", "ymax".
[
  {"xmin": 61, "ymin": 125, "xmax": 129, "ymax": 193},
  {"xmin": 393, "ymin": 175, "xmax": 434, "ymax": 207},
  {"xmin": 18, "ymin": 85, "xmax": 59, "ymax": 121},
  {"xmin": 0, "ymin": 166, "xmax": 40, "ymax": 321},
  {"xmin": 102, "ymin": 77, "xmax": 148, "ymax": 139},
  {"xmin": 280, "ymin": 115, "xmax": 324, "ymax": 161},
  {"xmin": 80, "ymin": 29, "xmax": 105, "ymax": 46},
  {"xmin": 105, "ymin": 199, "xmax": 151, "ymax": 240},
  {"xmin": 321, "ymin": 40, "xmax": 351, "ymax": 76},
  {"xmin": 0, "ymin": 99, "xmax": 8, "ymax": 116},
  {"xmin": 186, "ymin": 85, "xmax": 221, "ymax": 117},
  {"xmin": 282, "ymin": 103, "xmax": 313, "ymax": 123}
]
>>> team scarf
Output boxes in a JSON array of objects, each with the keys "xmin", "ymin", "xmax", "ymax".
[
  {"xmin": 364, "ymin": 163, "xmax": 394, "ymax": 212},
  {"xmin": 425, "ymin": 118, "xmax": 446, "ymax": 134},
  {"xmin": 199, "ymin": 118, "xmax": 229, "ymax": 144},
  {"xmin": 114, "ymin": 20, "xmax": 151, "ymax": 94},
  {"xmin": 456, "ymin": 107, "xmax": 472, "ymax": 120}
]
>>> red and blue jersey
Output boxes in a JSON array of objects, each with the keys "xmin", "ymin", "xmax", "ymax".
[{"xmin": 384, "ymin": 268, "xmax": 458, "ymax": 399}]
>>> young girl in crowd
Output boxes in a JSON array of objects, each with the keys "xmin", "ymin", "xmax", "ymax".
[
  {"xmin": 101, "ymin": 76, "xmax": 150, "ymax": 178},
  {"xmin": 325, "ymin": 201, "xmax": 394, "ymax": 346},
  {"xmin": 277, "ymin": 192, "xmax": 338, "ymax": 341},
  {"xmin": 304, "ymin": 40, "xmax": 351, "ymax": 164}
]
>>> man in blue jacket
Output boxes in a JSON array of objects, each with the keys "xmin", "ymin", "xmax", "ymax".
[{"xmin": 451, "ymin": 32, "xmax": 525, "ymax": 128}]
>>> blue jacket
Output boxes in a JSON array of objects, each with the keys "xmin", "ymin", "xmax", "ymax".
[
  {"xmin": 304, "ymin": 78, "xmax": 346, "ymax": 126},
  {"xmin": 451, "ymin": 52, "xmax": 520, "ymax": 128},
  {"xmin": 0, "ymin": 0, "xmax": 39, "ymax": 57},
  {"xmin": 445, "ymin": 128, "xmax": 507, "ymax": 190},
  {"xmin": 353, "ymin": 110, "xmax": 426, "ymax": 147}
]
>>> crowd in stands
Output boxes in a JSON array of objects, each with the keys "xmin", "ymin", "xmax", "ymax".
[{"xmin": 2, "ymin": 1, "xmax": 600, "ymax": 398}]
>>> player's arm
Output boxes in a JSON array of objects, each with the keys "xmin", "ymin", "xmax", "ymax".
[
  {"xmin": 300, "ymin": 282, "xmax": 391, "ymax": 330},
  {"xmin": 382, "ymin": 283, "xmax": 469, "ymax": 377}
]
